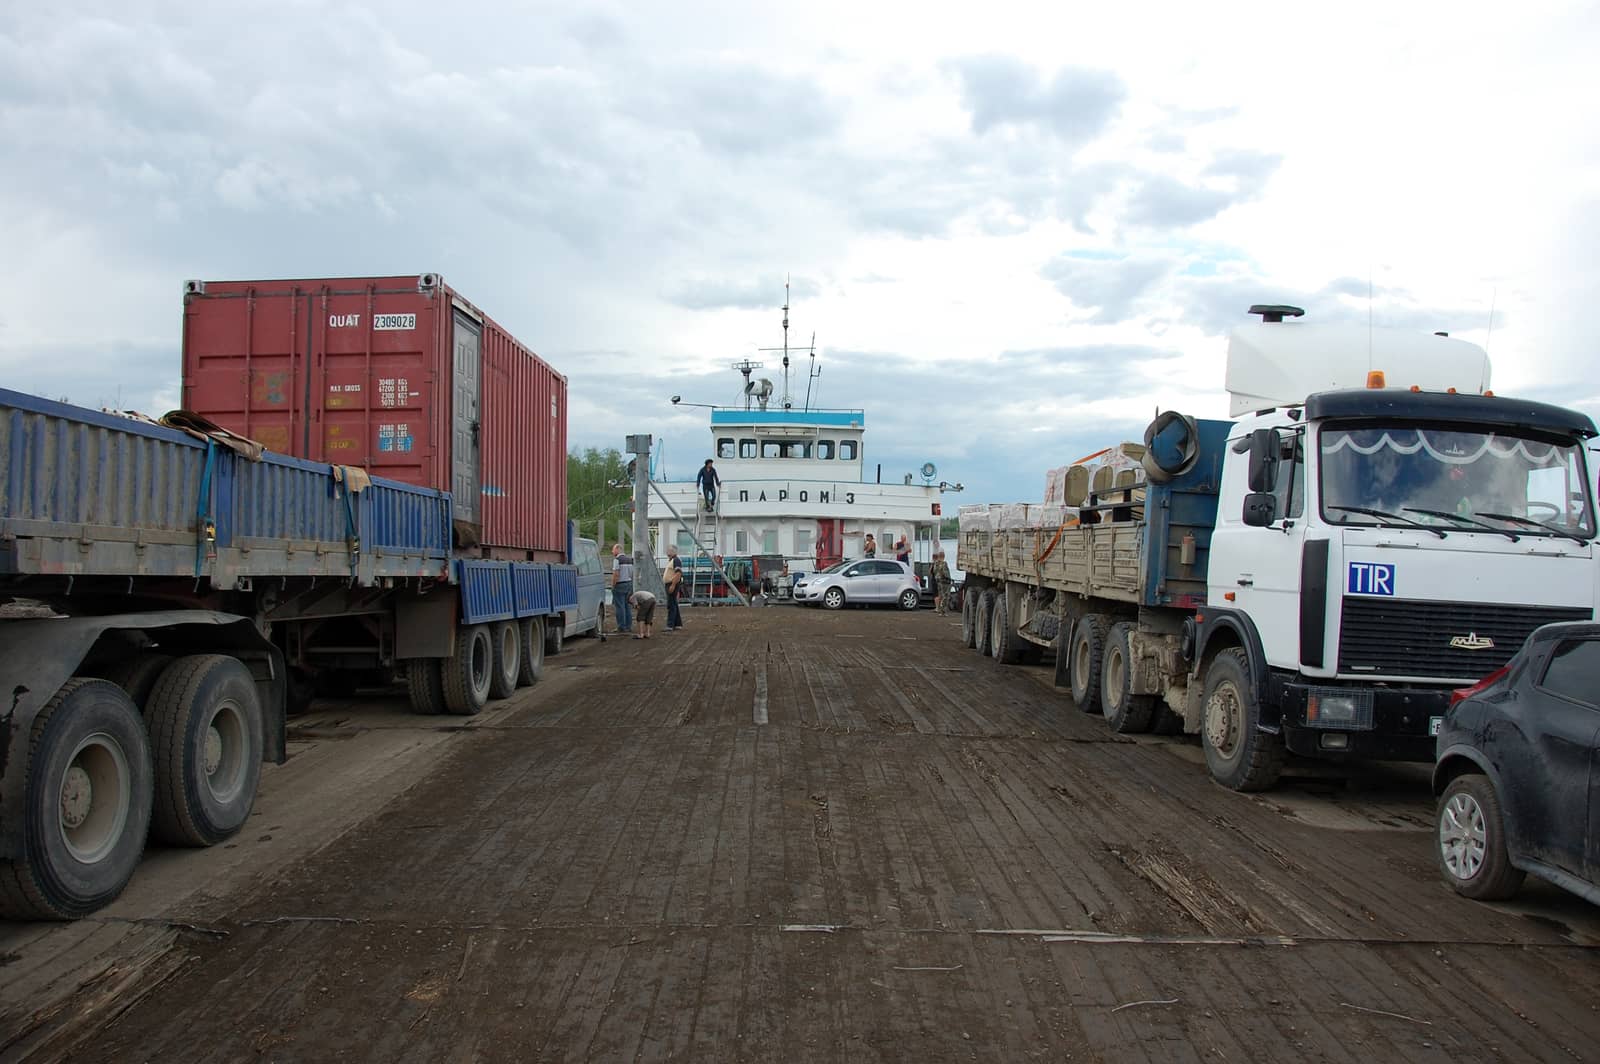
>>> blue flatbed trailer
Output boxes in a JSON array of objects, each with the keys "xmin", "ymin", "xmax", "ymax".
[{"xmin": 0, "ymin": 389, "xmax": 577, "ymax": 919}]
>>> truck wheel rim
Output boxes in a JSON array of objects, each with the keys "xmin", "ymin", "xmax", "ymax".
[
  {"xmin": 204, "ymin": 700, "xmax": 249, "ymax": 804},
  {"xmin": 59, "ymin": 733, "xmax": 131, "ymax": 864},
  {"xmin": 1106, "ymin": 647, "xmax": 1125, "ymax": 707},
  {"xmin": 1440, "ymin": 792, "xmax": 1487, "ymax": 880},
  {"xmin": 1205, "ymin": 682, "xmax": 1242, "ymax": 757},
  {"xmin": 1073, "ymin": 637, "xmax": 1090, "ymax": 690}
]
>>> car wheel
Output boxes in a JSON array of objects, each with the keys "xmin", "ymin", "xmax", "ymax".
[
  {"xmin": 1199, "ymin": 648, "xmax": 1283, "ymax": 791},
  {"xmin": 823, "ymin": 587, "xmax": 845, "ymax": 610},
  {"xmin": 899, "ymin": 588, "xmax": 920, "ymax": 611},
  {"xmin": 1437, "ymin": 773, "xmax": 1526, "ymax": 900}
]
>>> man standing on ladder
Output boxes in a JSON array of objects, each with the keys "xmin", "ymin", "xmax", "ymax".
[{"xmin": 696, "ymin": 458, "xmax": 721, "ymax": 511}]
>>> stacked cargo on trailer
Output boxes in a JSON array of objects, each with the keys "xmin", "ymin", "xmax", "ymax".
[
  {"xmin": 0, "ymin": 275, "xmax": 577, "ymax": 919},
  {"xmin": 960, "ymin": 306, "xmax": 1599, "ymax": 790}
]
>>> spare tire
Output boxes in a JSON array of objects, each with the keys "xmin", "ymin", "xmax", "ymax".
[{"xmin": 1142, "ymin": 411, "xmax": 1201, "ymax": 483}]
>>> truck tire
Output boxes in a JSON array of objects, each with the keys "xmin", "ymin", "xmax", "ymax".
[
  {"xmin": 490, "ymin": 621, "xmax": 520, "ymax": 701},
  {"xmin": 975, "ymin": 590, "xmax": 996, "ymax": 657},
  {"xmin": 406, "ymin": 659, "xmax": 447, "ymax": 715},
  {"xmin": 518, "ymin": 618, "xmax": 546, "ymax": 686},
  {"xmin": 443, "ymin": 624, "xmax": 493, "ymax": 716},
  {"xmin": 94, "ymin": 653, "xmax": 173, "ymax": 712},
  {"xmin": 991, "ymin": 590, "xmax": 1025, "ymax": 664},
  {"xmin": 1200, "ymin": 648, "xmax": 1284, "ymax": 791},
  {"xmin": 961, "ymin": 589, "xmax": 979, "ymax": 648},
  {"xmin": 0, "ymin": 679, "xmax": 153, "ymax": 920},
  {"xmin": 545, "ymin": 617, "xmax": 565, "ymax": 655},
  {"xmin": 145, "ymin": 655, "xmax": 264, "ymax": 847},
  {"xmin": 1101, "ymin": 622, "xmax": 1156, "ymax": 733},
  {"xmin": 1068, "ymin": 615, "xmax": 1109, "ymax": 714}
]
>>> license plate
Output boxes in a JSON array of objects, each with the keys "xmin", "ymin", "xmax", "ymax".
[{"xmin": 1428, "ymin": 716, "xmax": 1443, "ymax": 737}]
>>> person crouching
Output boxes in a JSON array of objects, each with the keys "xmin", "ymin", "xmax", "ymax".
[{"xmin": 629, "ymin": 589, "xmax": 658, "ymax": 639}]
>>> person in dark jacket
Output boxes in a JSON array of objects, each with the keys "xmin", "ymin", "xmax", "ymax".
[{"xmin": 696, "ymin": 459, "xmax": 721, "ymax": 511}]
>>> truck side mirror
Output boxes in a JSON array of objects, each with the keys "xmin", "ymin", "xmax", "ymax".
[
  {"xmin": 1242, "ymin": 492, "xmax": 1278, "ymax": 527},
  {"xmin": 1246, "ymin": 428, "xmax": 1280, "ymax": 492}
]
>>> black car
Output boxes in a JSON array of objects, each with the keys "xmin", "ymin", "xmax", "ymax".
[{"xmin": 1433, "ymin": 621, "xmax": 1600, "ymax": 904}]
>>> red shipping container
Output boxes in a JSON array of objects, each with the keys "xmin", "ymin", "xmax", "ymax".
[{"xmin": 181, "ymin": 274, "xmax": 568, "ymax": 561}]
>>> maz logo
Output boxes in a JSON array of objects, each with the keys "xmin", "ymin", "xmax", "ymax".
[{"xmin": 1448, "ymin": 633, "xmax": 1495, "ymax": 650}]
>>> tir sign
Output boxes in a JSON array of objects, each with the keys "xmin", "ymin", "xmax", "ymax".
[{"xmin": 1348, "ymin": 562, "xmax": 1396, "ymax": 596}]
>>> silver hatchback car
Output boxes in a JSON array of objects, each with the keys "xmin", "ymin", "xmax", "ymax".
[{"xmin": 793, "ymin": 559, "xmax": 922, "ymax": 611}]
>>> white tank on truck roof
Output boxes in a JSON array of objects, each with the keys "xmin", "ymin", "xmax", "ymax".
[{"xmin": 1224, "ymin": 304, "xmax": 1491, "ymax": 417}]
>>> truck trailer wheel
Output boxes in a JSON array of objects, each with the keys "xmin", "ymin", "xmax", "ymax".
[
  {"xmin": 145, "ymin": 655, "xmax": 264, "ymax": 847},
  {"xmin": 518, "ymin": 618, "xmax": 546, "ymax": 686},
  {"xmin": 1101, "ymin": 622, "xmax": 1156, "ymax": 733},
  {"xmin": 990, "ymin": 590, "xmax": 1025, "ymax": 664},
  {"xmin": 0, "ymin": 679, "xmax": 154, "ymax": 920},
  {"xmin": 1069, "ymin": 615, "xmax": 1109, "ymax": 714},
  {"xmin": 961, "ymin": 589, "xmax": 979, "ymax": 648},
  {"xmin": 490, "ymin": 621, "xmax": 521, "ymax": 700},
  {"xmin": 444, "ymin": 624, "xmax": 493, "ymax": 715},
  {"xmin": 406, "ymin": 659, "xmax": 447, "ymax": 714},
  {"xmin": 975, "ymin": 590, "xmax": 996, "ymax": 656},
  {"xmin": 1200, "ymin": 648, "xmax": 1284, "ymax": 791}
]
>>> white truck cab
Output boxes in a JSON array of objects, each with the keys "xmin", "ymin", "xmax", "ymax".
[{"xmin": 1202, "ymin": 306, "xmax": 1597, "ymax": 768}]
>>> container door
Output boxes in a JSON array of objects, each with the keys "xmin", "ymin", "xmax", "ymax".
[{"xmin": 452, "ymin": 311, "xmax": 482, "ymax": 525}]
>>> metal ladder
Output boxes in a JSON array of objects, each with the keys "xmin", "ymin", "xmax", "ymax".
[{"xmin": 688, "ymin": 494, "xmax": 721, "ymax": 603}]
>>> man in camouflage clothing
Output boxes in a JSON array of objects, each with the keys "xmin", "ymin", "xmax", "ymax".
[{"xmin": 930, "ymin": 551, "xmax": 952, "ymax": 615}]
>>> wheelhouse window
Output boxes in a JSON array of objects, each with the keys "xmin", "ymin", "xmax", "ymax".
[
  {"xmin": 717, "ymin": 437, "xmax": 735, "ymax": 459},
  {"xmin": 817, "ymin": 440, "xmax": 836, "ymax": 460},
  {"xmin": 1319, "ymin": 424, "xmax": 1596, "ymax": 539},
  {"xmin": 782, "ymin": 441, "xmax": 812, "ymax": 459},
  {"xmin": 761, "ymin": 440, "xmax": 782, "ymax": 459},
  {"xmin": 840, "ymin": 440, "xmax": 859, "ymax": 460},
  {"xmin": 739, "ymin": 438, "xmax": 757, "ymax": 458}
]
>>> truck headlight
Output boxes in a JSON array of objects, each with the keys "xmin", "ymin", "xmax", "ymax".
[{"xmin": 1304, "ymin": 688, "xmax": 1374, "ymax": 730}]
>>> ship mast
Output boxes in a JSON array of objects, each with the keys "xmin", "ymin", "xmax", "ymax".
[{"xmin": 759, "ymin": 276, "xmax": 815, "ymax": 411}]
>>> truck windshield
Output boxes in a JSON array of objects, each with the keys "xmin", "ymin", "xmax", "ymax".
[{"xmin": 1319, "ymin": 424, "xmax": 1595, "ymax": 540}]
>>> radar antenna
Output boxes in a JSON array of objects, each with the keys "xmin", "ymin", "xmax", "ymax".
[{"xmin": 759, "ymin": 276, "xmax": 816, "ymax": 411}]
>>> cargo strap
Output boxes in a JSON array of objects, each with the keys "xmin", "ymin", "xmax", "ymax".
[
  {"xmin": 194, "ymin": 441, "xmax": 217, "ymax": 579},
  {"xmin": 1032, "ymin": 517, "xmax": 1078, "ymax": 567},
  {"xmin": 341, "ymin": 482, "xmax": 360, "ymax": 579}
]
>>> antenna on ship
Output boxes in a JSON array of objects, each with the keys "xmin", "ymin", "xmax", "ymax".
[
  {"xmin": 803, "ymin": 333, "xmax": 819, "ymax": 411},
  {"xmin": 759, "ymin": 276, "xmax": 817, "ymax": 411}
]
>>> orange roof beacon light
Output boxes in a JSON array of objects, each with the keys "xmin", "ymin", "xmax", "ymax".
[{"xmin": 1366, "ymin": 370, "xmax": 1386, "ymax": 389}]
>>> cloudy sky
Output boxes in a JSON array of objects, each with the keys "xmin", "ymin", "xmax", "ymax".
[{"xmin": 3, "ymin": 1, "xmax": 1597, "ymax": 504}]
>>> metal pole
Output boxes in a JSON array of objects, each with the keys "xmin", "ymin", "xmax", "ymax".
[{"xmin": 627, "ymin": 434, "xmax": 651, "ymax": 561}]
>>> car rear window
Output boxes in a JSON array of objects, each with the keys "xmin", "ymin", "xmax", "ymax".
[{"xmin": 1538, "ymin": 638, "xmax": 1600, "ymax": 706}]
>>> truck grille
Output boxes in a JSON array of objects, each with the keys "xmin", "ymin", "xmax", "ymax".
[{"xmin": 1338, "ymin": 598, "xmax": 1591, "ymax": 679}]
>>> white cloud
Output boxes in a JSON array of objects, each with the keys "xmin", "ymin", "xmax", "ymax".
[{"xmin": 1, "ymin": 0, "xmax": 1597, "ymax": 505}]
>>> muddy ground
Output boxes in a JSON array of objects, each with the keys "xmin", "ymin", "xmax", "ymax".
[{"xmin": 1, "ymin": 605, "xmax": 1596, "ymax": 1062}]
